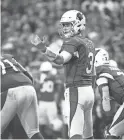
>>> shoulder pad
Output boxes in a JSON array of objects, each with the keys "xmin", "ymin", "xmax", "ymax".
[{"xmin": 83, "ymin": 38, "xmax": 94, "ymax": 45}]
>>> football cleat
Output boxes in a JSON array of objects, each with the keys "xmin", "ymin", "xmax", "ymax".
[{"xmin": 104, "ymin": 125, "xmax": 121, "ymax": 139}]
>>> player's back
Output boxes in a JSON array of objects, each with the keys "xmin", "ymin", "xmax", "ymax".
[
  {"xmin": 60, "ymin": 36, "xmax": 95, "ymax": 88},
  {"xmin": 96, "ymin": 64, "xmax": 124, "ymax": 104},
  {"xmin": 1, "ymin": 54, "xmax": 33, "ymax": 92}
]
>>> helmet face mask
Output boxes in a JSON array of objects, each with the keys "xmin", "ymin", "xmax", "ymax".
[
  {"xmin": 95, "ymin": 48, "xmax": 109, "ymax": 67},
  {"xmin": 59, "ymin": 10, "xmax": 86, "ymax": 38},
  {"xmin": 59, "ymin": 22, "xmax": 74, "ymax": 38}
]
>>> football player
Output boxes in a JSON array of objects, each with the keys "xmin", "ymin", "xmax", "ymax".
[
  {"xmin": 31, "ymin": 10, "xmax": 95, "ymax": 139},
  {"xmin": 0, "ymin": 54, "xmax": 44, "ymax": 139},
  {"xmin": 37, "ymin": 61, "xmax": 63, "ymax": 138},
  {"xmin": 95, "ymin": 48, "xmax": 124, "ymax": 139}
]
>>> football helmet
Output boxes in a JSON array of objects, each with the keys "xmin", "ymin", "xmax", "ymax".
[
  {"xmin": 39, "ymin": 61, "xmax": 52, "ymax": 72},
  {"xmin": 59, "ymin": 10, "xmax": 86, "ymax": 38},
  {"xmin": 95, "ymin": 48, "xmax": 109, "ymax": 67}
]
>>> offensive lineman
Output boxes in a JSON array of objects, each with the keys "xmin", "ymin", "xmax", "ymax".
[
  {"xmin": 0, "ymin": 54, "xmax": 44, "ymax": 139},
  {"xmin": 95, "ymin": 48, "xmax": 124, "ymax": 139},
  {"xmin": 31, "ymin": 10, "xmax": 95, "ymax": 139}
]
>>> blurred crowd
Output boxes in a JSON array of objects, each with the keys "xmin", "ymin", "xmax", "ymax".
[{"xmin": 1, "ymin": 0, "xmax": 124, "ymax": 139}]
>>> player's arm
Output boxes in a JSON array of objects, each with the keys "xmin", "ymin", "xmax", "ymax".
[
  {"xmin": 23, "ymin": 70, "xmax": 33, "ymax": 83},
  {"xmin": 12, "ymin": 58, "xmax": 33, "ymax": 83},
  {"xmin": 45, "ymin": 48, "xmax": 72, "ymax": 65},
  {"xmin": 18, "ymin": 64, "xmax": 33, "ymax": 83},
  {"xmin": 31, "ymin": 35, "xmax": 72, "ymax": 65},
  {"xmin": 96, "ymin": 77, "xmax": 111, "ymax": 112}
]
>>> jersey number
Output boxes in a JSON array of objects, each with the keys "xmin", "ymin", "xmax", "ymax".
[
  {"xmin": 86, "ymin": 52, "xmax": 94, "ymax": 74},
  {"xmin": 40, "ymin": 81, "xmax": 54, "ymax": 93},
  {"xmin": 0, "ymin": 60, "xmax": 18, "ymax": 75}
]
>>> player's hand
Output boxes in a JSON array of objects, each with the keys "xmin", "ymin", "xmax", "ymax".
[{"xmin": 31, "ymin": 34, "xmax": 48, "ymax": 52}]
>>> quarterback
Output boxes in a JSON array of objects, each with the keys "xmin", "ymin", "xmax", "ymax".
[
  {"xmin": 95, "ymin": 48, "xmax": 124, "ymax": 139},
  {"xmin": 32, "ymin": 10, "xmax": 95, "ymax": 139},
  {"xmin": 0, "ymin": 54, "xmax": 44, "ymax": 139}
]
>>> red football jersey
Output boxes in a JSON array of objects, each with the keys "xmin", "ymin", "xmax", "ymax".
[
  {"xmin": 96, "ymin": 64, "xmax": 124, "ymax": 105},
  {"xmin": 1, "ymin": 54, "xmax": 33, "ymax": 92},
  {"xmin": 60, "ymin": 36, "xmax": 95, "ymax": 88},
  {"xmin": 37, "ymin": 72, "xmax": 63, "ymax": 102}
]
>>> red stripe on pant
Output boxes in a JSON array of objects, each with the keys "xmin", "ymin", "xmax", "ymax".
[{"xmin": 69, "ymin": 87, "xmax": 78, "ymax": 129}]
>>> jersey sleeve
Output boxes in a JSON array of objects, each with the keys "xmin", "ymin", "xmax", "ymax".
[
  {"xmin": 99, "ymin": 73, "xmax": 114, "ymax": 80},
  {"xmin": 96, "ymin": 77, "xmax": 108, "ymax": 86},
  {"xmin": 96, "ymin": 65, "xmax": 114, "ymax": 80}
]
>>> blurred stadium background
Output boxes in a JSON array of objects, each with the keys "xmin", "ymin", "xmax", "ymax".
[{"xmin": 1, "ymin": 0, "xmax": 124, "ymax": 139}]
